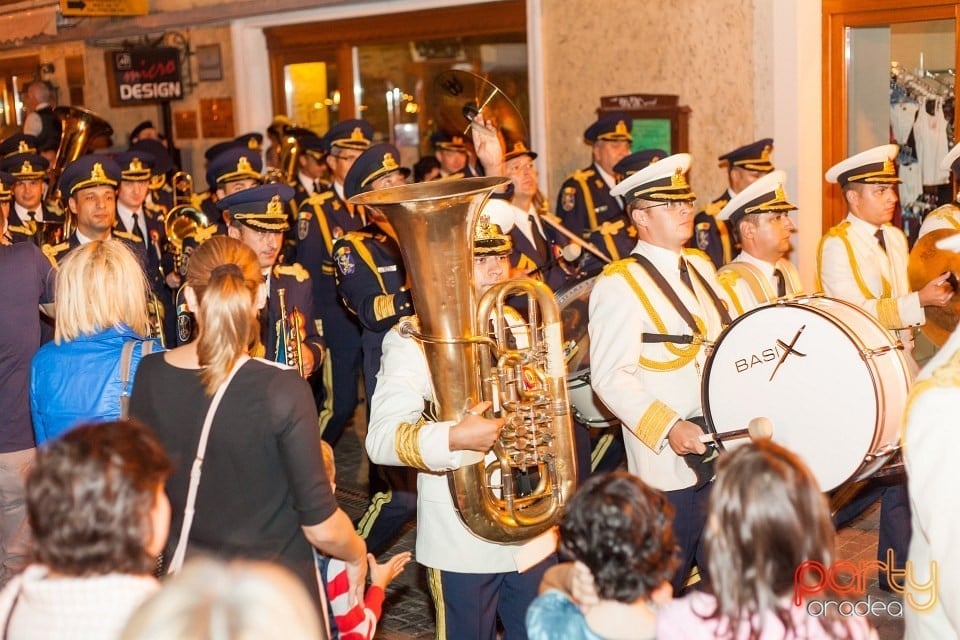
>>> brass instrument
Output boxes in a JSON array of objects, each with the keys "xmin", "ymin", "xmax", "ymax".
[
  {"xmin": 148, "ymin": 292, "xmax": 167, "ymax": 348},
  {"xmin": 46, "ymin": 106, "xmax": 114, "ymax": 233},
  {"xmin": 164, "ymin": 172, "xmax": 214, "ymax": 277},
  {"xmin": 350, "ymin": 177, "xmax": 578, "ymax": 543},
  {"xmin": 908, "ymin": 227, "xmax": 960, "ymax": 347},
  {"xmin": 276, "ymin": 287, "xmax": 305, "ymax": 377}
]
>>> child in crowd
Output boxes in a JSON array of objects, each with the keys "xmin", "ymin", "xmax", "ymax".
[
  {"xmin": 526, "ymin": 471, "xmax": 676, "ymax": 640},
  {"xmin": 656, "ymin": 440, "xmax": 878, "ymax": 640},
  {"xmin": 317, "ymin": 441, "xmax": 412, "ymax": 639}
]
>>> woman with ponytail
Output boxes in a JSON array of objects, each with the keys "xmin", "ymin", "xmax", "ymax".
[{"xmin": 129, "ymin": 233, "xmax": 366, "ymax": 620}]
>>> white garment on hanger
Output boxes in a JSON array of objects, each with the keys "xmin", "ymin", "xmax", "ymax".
[
  {"xmin": 913, "ymin": 98, "xmax": 950, "ymax": 186},
  {"xmin": 890, "ymin": 102, "xmax": 918, "ymax": 146},
  {"xmin": 898, "ymin": 162, "xmax": 923, "ymax": 209}
]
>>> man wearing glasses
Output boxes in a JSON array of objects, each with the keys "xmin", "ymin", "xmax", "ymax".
[
  {"xmin": 713, "ymin": 170, "xmax": 802, "ymax": 313},
  {"xmin": 588, "ymin": 153, "xmax": 734, "ymax": 593},
  {"xmin": 296, "ymin": 119, "xmax": 373, "ymax": 446}
]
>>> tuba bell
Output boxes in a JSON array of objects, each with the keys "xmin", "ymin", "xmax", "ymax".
[
  {"xmin": 46, "ymin": 106, "xmax": 113, "ymax": 213},
  {"xmin": 350, "ymin": 177, "xmax": 578, "ymax": 543}
]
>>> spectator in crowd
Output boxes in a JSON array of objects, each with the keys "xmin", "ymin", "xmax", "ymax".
[
  {"xmin": 129, "ymin": 236, "xmax": 366, "ymax": 608},
  {"xmin": 121, "ymin": 557, "xmax": 323, "ymax": 640},
  {"xmin": 526, "ymin": 472, "xmax": 676, "ymax": 640},
  {"xmin": 0, "ymin": 420, "xmax": 171, "ymax": 638},
  {"xmin": 31, "ymin": 239, "xmax": 159, "ymax": 444}
]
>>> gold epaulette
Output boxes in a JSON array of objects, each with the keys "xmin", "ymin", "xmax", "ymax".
[
  {"xmin": 273, "ymin": 262, "xmax": 310, "ymax": 282},
  {"xmin": 682, "ymin": 248, "xmax": 713, "ymax": 265},
  {"xmin": 113, "ymin": 230, "xmax": 139, "ymax": 242},
  {"xmin": 195, "ymin": 224, "xmax": 219, "ymax": 244},
  {"xmin": 703, "ymin": 199, "xmax": 727, "ymax": 217},
  {"xmin": 306, "ymin": 190, "xmax": 335, "ymax": 207},
  {"xmin": 42, "ymin": 241, "xmax": 69, "ymax": 266},
  {"xmin": 144, "ymin": 201, "xmax": 167, "ymax": 215},
  {"xmin": 7, "ymin": 225, "xmax": 33, "ymax": 236},
  {"xmin": 601, "ymin": 257, "xmax": 634, "ymax": 277},
  {"xmin": 570, "ymin": 168, "xmax": 596, "ymax": 181},
  {"xmin": 190, "ymin": 192, "xmax": 210, "ymax": 211}
]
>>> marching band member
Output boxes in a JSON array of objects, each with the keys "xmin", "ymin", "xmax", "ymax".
[
  {"xmin": 714, "ymin": 169, "xmax": 802, "ymax": 313},
  {"xmin": 555, "ymin": 112, "xmax": 631, "ymax": 266},
  {"xmin": 588, "ymin": 153, "xmax": 734, "ymax": 592},
  {"xmin": 334, "ymin": 143, "xmax": 416, "ymax": 556},
  {"xmin": 296, "ymin": 119, "xmax": 373, "ymax": 445},
  {"xmin": 691, "ymin": 138, "xmax": 775, "ymax": 269},
  {"xmin": 222, "ymin": 182, "xmax": 324, "ymax": 378},
  {"xmin": 0, "ymin": 139, "xmax": 62, "ymax": 246},
  {"xmin": 820, "ymin": 143, "xmax": 952, "ymax": 591},
  {"xmin": 42, "ymin": 155, "xmax": 147, "ymax": 272},
  {"xmin": 366, "ymin": 218, "xmax": 556, "ymax": 640}
]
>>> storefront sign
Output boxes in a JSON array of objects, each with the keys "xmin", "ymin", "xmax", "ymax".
[{"xmin": 111, "ymin": 48, "xmax": 183, "ymax": 105}]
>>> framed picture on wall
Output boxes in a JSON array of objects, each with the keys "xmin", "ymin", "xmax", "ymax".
[
  {"xmin": 197, "ymin": 44, "xmax": 223, "ymax": 82},
  {"xmin": 598, "ymin": 94, "xmax": 691, "ymax": 155}
]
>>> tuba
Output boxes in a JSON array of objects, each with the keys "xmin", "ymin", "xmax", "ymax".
[
  {"xmin": 350, "ymin": 177, "xmax": 578, "ymax": 543},
  {"xmin": 46, "ymin": 106, "xmax": 114, "ymax": 214}
]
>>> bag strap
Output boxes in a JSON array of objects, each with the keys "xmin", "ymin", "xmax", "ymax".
[{"xmin": 167, "ymin": 355, "xmax": 250, "ymax": 575}]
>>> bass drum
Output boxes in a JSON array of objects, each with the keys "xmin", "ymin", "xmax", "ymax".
[
  {"xmin": 702, "ymin": 296, "xmax": 911, "ymax": 492},
  {"xmin": 556, "ymin": 273, "xmax": 620, "ymax": 428}
]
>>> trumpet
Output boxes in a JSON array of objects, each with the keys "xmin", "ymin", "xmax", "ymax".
[{"xmin": 276, "ymin": 287, "xmax": 305, "ymax": 377}]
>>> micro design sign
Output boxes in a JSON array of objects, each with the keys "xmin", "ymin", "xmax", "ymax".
[{"xmin": 113, "ymin": 48, "xmax": 183, "ymax": 104}]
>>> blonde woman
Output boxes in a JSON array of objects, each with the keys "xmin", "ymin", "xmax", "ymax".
[
  {"xmin": 129, "ymin": 233, "xmax": 366, "ymax": 615},
  {"xmin": 121, "ymin": 558, "xmax": 323, "ymax": 640},
  {"xmin": 30, "ymin": 238, "xmax": 158, "ymax": 444}
]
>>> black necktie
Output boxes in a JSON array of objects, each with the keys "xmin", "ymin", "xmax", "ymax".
[
  {"xmin": 874, "ymin": 229, "xmax": 886, "ymax": 254},
  {"xmin": 679, "ymin": 258, "xmax": 694, "ymax": 293},
  {"xmin": 529, "ymin": 214, "xmax": 548, "ymax": 261},
  {"xmin": 774, "ymin": 268, "xmax": 786, "ymax": 298},
  {"xmin": 131, "ymin": 212, "xmax": 145, "ymax": 241}
]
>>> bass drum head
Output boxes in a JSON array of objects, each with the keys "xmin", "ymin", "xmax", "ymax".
[
  {"xmin": 556, "ymin": 273, "xmax": 619, "ymax": 428},
  {"xmin": 703, "ymin": 298, "xmax": 903, "ymax": 492}
]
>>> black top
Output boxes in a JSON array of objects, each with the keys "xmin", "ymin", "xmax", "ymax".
[{"xmin": 129, "ymin": 354, "xmax": 335, "ymax": 594}]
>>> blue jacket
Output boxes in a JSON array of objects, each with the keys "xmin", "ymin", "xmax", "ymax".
[{"xmin": 30, "ymin": 325, "xmax": 162, "ymax": 445}]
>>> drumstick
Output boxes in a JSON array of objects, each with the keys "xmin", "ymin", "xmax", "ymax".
[
  {"xmin": 539, "ymin": 213, "xmax": 612, "ymax": 264},
  {"xmin": 699, "ymin": 417, "xmax": 774, "ymax": 444}
]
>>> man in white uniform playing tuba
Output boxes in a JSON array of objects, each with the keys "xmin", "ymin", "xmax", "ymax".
[{"xmin": 366, "ymin": 216, "xmax": 556, "ymax": 640}]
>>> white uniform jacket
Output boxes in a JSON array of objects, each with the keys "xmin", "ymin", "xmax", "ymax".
[
  {"xmin": 717, "ymin": 251, "xmax": 803, "ymax": 315},
  {"xmin": 818, "ymin": 213, "xmax": 924, "ymax": 335},
  {"xmin": 587, "ymin": 240, "xmax": 732, "ymax": 492},
  {"xmin": 903, "ymin": 329, "xmax": 960, "ymax": 639},
  {"xmin": 366, "ymin": 327, "xmax": 555, "ymax": 574}
]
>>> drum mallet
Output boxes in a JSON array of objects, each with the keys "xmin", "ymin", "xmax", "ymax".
[{"xmin": 699, "ymin": 417, "xmax": 774, "ymax": 444}]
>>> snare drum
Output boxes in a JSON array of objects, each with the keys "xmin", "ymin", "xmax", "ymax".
[
  {"xmin": 556, "ymin": 274, "xmax": 620, "ymax": 428},
  {"xmin": 702, "ymin": 296, "xmax": 911, "ymax": 492}
]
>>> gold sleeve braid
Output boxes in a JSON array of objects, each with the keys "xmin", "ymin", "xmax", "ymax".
[
  {"xmin": 601, "ymin": 261, "xmax": 705, "ymax": 372},
  {"xmin": 876, "ymin": 298, "xmax": 904, "ymax": 330},
  {"xmin": 374, "ymin": 294, "xmax": 397, "ymax": 322},
  {"xmin": 395, "ymin": 420, "xmax": 429, "ymax": 470},
  {"xmin": 634, "ymin": 400, "xmax": 679, "ymax": 450}
]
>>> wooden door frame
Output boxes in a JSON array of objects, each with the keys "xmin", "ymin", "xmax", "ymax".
[
  {"xmin": 822, "ymin": 0, "xmax": 960, "ymax": 232},
  {"xmin": 263, "ymin": 0, "xmax": 526, "ymax": 120}
]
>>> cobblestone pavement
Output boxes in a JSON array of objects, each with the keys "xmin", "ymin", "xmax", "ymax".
[{"xmin": 332, "ymin": 412, "xmax": 905, "ymax": 640}]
